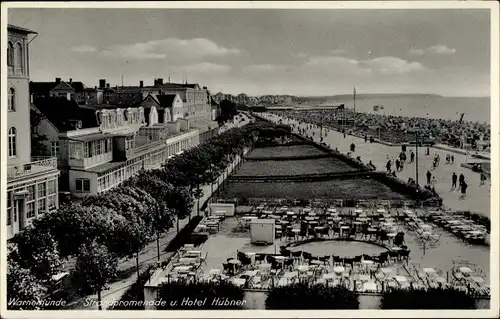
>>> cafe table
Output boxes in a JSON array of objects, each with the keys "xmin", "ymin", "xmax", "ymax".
[
  {"xmin": 323, "ymin": 273, "xmax": 336, "ymax": 280},
  {"xmin": 209, "ymin": 268, "xmax": 222, "ymax": 276},
  {"xmin": 297, "ymin": 265, "xmax": 310, "ymax": 272},
  {"xmin": 333, "ymin": 266, "xmax": 345, "ymax": 274}
]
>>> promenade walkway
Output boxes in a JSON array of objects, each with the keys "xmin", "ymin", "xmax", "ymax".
[
  {"xmin": 69, "ymin": 117, "xmax": 251, "ymax": 310},
  {"xmin": 262, "ymin": 113, "xmax": 491, "ymax": 218}
]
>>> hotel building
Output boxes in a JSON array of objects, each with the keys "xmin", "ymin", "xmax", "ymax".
[{"xmin": 6, "ymin": 25, "xmax": 60, "ymax": 240}]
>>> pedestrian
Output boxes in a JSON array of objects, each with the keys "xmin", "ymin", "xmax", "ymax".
[
  {"xmin": 364, "ymin": 134, "xmax": 368, "ymax": 143},
  {"xmin": 402, "ymin": 152, "xmax": 407, "ymax": 163},
  {"xmin": 396, "ymin": 159, "xmax": 401, "ymax": 172},
  {"xmin": 445, "ymin": 154, "xmax": 449, "ymax": 164},
  {"xmin": 432, "ymin": 158, "xmax": 437, "ymax": 169},
  {"xmin": 480, "ymin": 172, "xmax": 487, "ymax": 185},
  {"xmin": 386, "ymin": 160, "xmax": 392, "ymax": 173},
  {"xmin": 426, "ymin": 170, "xmax": 432, "ymax": 185},
  {"xmin": 400, "ymin": 161, "xmax": 404, "ymax": 171},
  {"xmin": 410, "ymin": 151, "xmax": 415, "ymax": 163},
  {"xmin": 459, "ymin": 173, "xmax": 465, "ymax": 187},
  {"xmin": 426, "ymin": 146, "xmax": 430, "ymax": 155},
  {"xmin": 431, "ymin": 176, "xmax": 437, "ymax": 186},
  {"xmin": 461, "ymin": 181, "xmax": 468, "ymax": 197},
  {"xmin": 452, "ymin": 172, "xmax": 457, "ymax": 189},
  {"xmin": 451, "ymin": 155, "xmax": 454, "ymax": 164},
  {"xmin": 436, "ymin": 154, "xmax": 440, "ymax": 166},
  {"xmin": 350, "ymin": 143, "xmax": 356, "ymax": 152}
]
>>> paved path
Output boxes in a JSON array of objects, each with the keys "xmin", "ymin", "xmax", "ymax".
[{"xmin": 262, "ymin": 113, "xmax": 491, "ymax": 218}]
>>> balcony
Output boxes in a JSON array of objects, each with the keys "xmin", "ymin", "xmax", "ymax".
[{"xmin": 8, "ymin": 156, "xmax": 58, "ymax": 181}]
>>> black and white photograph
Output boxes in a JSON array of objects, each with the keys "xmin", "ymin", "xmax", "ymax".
[{"xmin": 1, "ymin": 1, "xmax": 498, "ymax": 318}]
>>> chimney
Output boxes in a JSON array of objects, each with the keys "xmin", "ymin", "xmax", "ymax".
[
  {"xmin": 140, "ymin": 80, "xmax": 143, "ymax": 88},
  {"xmin": 99, "ymin": 79, "xmax": 106, "ymax": 88},
  {"xmin": 106, "ymin": 83, "xmax": 110, "ymax": 88},
  {"xmin": 55, "ymin": 77, "xmax": 61, "ymax": 84},
  {"xmin": 69, "ymin": 78, "xmax": 73, "ymax": 84},
  {"xmin": 157, "ymin": 78, "xmax": 163, "ymax": 85}
]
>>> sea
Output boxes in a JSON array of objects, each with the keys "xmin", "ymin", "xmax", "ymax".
[{"xmin": 296, "ymin": 95, "xmax": 491, "ymax": 125}]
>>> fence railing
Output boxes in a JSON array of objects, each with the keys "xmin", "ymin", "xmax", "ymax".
[{"xmin": 8, "ymin": 156, "xmax": 58, "ymax": 179}]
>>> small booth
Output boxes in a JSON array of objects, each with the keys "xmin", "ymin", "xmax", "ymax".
[{"xmin": 250, "ymin": 219, "xmax": 275, "ymax": 245}]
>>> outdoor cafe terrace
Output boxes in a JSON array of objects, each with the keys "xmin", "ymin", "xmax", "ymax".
[{"xmin": 144, "ymin": 204, "xmax": 489, "ymax": 300}]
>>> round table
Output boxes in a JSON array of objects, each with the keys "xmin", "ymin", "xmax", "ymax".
[{"xmin": 334, "ymin": 266, "xmax": 345, "ymax": 274}]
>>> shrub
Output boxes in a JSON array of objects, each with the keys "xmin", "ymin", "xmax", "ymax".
[
  {"xmin": 380, "ymin": 288, "xmax": 476, "ymax": 309},
  {"xmin": 265, "ymin": 283, "xmax": 359, "ymax": 309},
  {"xmin": 156, "ymin": 282, "xmax": 245, "ymax": 309},
  {"xmin": 165, "ymin": 216, "xmax": 203, "ymax": 252}
]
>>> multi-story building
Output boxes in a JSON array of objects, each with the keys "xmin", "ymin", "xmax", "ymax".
[
  {"xmin": 6, "ymin": 25, "xmax": 60, "ymax": 240},
  {"xmin": 33, "ymin": 96, "xmax": 200, "ymax": 198}
]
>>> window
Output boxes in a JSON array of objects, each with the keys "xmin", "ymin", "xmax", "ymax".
[
  {"xmin": 37, "ymin": 182, "xmax": 46, "ymax": 198},
  {"xmin": 69, "ymin": 141, "xmax": 83, "ymax": 160},
  {"xmin": 7, "ymin": 191, "xmax": 12, "ymax": 226},
  {"xmin": 47, "ymin": 180, "xmax": 56, "ymax": 195},
  {"xmin": 51, "ymin": 141, "xmax": 59, "ymax": 157},
  {"xmin": 37, "ymin": 198, "xmax": 46, "ymax": 215},
  {"xmin": 48, "ymin": 195, "xmax": 56, "ymax": 210},
  {"xmin": 26, "ymin": 185, "xmax": 35, "ymax": 201},
  {"xmin": 75, "ymin": 178, "xmax": 91, "ymax": 192},
  {"xmin": 8, "ymin": 88, "xmax": 15, "ymax": 111},
  {"xmin": 27, "ymin": 202, "xmax": 35, "ymax": 219},
  {"xmin": 7, "ymin": 42, "xmax": 14, "ymax": 66},
  {"xmin": 8, "ymin": 127, "xmax": 17, "ymax": 157},
  {"xmin": 15, "ymin": 43, "xmax": 23, "ymax": 69}
]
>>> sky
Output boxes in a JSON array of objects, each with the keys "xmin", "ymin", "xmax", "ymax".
[{"xmin": 8, "ymin": 8, "xmax": 491, "ymax": 97}]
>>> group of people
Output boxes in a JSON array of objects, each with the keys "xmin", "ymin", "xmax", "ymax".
[{"xmin": 272, "ymin": 109, "xmax": 491, "ymax": 152}]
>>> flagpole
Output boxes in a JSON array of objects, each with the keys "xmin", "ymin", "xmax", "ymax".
[{"xmin": 353, "ymin": 87, "xmax": 356, "ymax": 130}]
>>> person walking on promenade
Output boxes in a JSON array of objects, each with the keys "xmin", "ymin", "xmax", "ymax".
[
  {"xmin": 480, "ymin": 172, "xmax": 487, "ymax": 185},
  {"xmin": 445, "ymin": 154, "xmax": 450, "ymax": 164},
  {"xmin": 461, "ymin": 181, "xmax": 468, "ymax": 198},
  {"xmin": 436, "ymin": 154, "xmax": 440, "ymax": 167},
  {"xmin": 386, "ymin": 160, "xmax": 392, "ymax": 173},
  {"xmin": 426, "ymin": 170, "xmax": 432, "ymax": 185},
  {"xmin": 350, "ymin": 143, "xmax": 355, "ymax": 152},
  {"xmin": 364, "ymin": 134, "xmax": 368, "ymax": 143},
  {"xmin": 426, "ymin": 146, "xmax": 430, "ymax": 156},
  {"xmin": 395, "ymin": 159, "xmax": 401, "ymax": 172},
  {"xmin": 459, "ymin": 173, "xmax": 465, "ymax": 187},
  {"xmin": 451, "ymin": 155, "xmax": 454, "ymax": 164},
  {"xmin": 452, "ymin": 172, "xmax": 458, "ymax": 189},
  {"xmin": 431, "ymin": 176, "xmax": 437, "ymax": 186},
  {"xmin": 410, "ymin": 150, "xmax": 415, "ymax": 163},
  {"xmin": 402, "ymin": 152, "xmax": 407, "ymax": 164}
]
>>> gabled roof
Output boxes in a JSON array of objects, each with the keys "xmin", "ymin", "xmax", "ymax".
[
  {"xmin": 141, "ymin": 93, "xmax": 161, "ymax": 106},
  {"xmin": 51, "ymin": 81, "xmax": 75, "ymax": 91},
  {"xmin": 156, "ymin": 94, "xmax": 178, "ymax": 109},
  {"xmin": 70, "ymin": 82, "xmax": 87, "ymax": 92},
  {"xmin": 33, "ymin": 97, "xmax": 98, "ymax": 132},
  {"xmin": 30, "ymin": 82, "xmax": 57, "ymax": 96}
]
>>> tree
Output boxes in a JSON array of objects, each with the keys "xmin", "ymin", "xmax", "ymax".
[
  {"xmin": 123, "ymin": 172, "xmax": 174, "ymax": 261},
  {"xmin": 30, "ymin": 108, "xmax": 50, "ymax": 156},
  {"xmin": 7, "ymin": 256, "xmax": 47, "ymax": 310},
  {"xmin": 73, "ymin": 241, "xmax": 118, "ymax": 310},
  {"xmin": 265, "ymin": 283, "xmax": 359, "ymax": 309},
  {"xmin": 11, "ymin": 226, "xmax": 63, "ymax": 284},
  {"xmin": 380, "ymin": 287, "xmax": 476, "ymax": 309},
  {"xmin": 32, "ymin": 204, "xmax": 120, "ymax": 258}
]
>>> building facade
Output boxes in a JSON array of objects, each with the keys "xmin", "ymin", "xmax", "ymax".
[{"xmin": 7, "ymin": 25, "xmax": 60, "ymax": 240}]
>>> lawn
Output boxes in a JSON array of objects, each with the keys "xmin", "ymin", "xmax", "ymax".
[
  {"xmin": 234, "ymin": 158, "xmax": 358, "ymax": 176},
  {"xmin": 247, "ymin": 145, "xmax": 326, "ymax": 159},
  {"xmin": 221, "ymin": 179, "xmax": 411, "ymax": 200}
]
